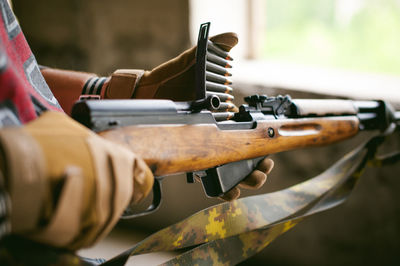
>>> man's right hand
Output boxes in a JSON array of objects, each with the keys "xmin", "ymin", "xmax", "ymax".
[{"xmin": 0, "ymin": 111, "xmax": 153, "ymax": 250}]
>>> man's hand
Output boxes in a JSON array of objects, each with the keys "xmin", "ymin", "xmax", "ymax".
[
  {"xmin": 219, "ymin": 158, "xmax": 274, "ymax": 201},
  {"xmin": 0, "ymin": 112, "xmax": 153, "ymax": 249},
  {"xmin": 103, "ymin": 32, "xmax": 238, "ymax": 108}
]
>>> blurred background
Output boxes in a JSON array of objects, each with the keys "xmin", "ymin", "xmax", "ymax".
[{"xmin": 11, "ymin": 0, "xmax": 400, "ymax": 265}]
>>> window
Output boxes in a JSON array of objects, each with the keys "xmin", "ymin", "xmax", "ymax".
[
  {"xmin": 190, "ymin": 0, "xmax": 400, "ymax": 102},
  {"xmin": 262, "ymin": 0, "xmax": 400, "ymax": 76},
  {"xmin": 191, "ymin": 0, "xmax": 400, "ymax": 76}
]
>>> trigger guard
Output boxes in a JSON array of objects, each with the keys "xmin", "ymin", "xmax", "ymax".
[{"xmin": 120, "ymin": 178, "xmax": 162, "ymax": 219}]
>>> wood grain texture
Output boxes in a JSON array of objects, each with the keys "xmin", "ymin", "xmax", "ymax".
[{"xmin": 99, "ymin": 116, "xmax": 359, "ymax": 176}]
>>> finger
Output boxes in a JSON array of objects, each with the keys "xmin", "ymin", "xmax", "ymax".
[
  {"xmin": 238, "ymin": 170, "xmax": 267, "ymax": 190},
  {"xmin": 218, "ymin": 187, "xmax": 240, "ymax": 201},
  {"xmin": 132, "ymin": 158, "xmax": 154, "ymax": 204},
  {"xmin": 229, "ymin": 103, "xmax": 239, "ymax": 113},
  {"xmin": 257, "ymin": 158, "xmax": 274, "ymax": 174},
  {"xmin": 209, "ymin": 32, "xmax": 239, "ymax": 52}
]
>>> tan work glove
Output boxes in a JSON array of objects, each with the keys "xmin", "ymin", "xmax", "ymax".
[
  {"xmin": 103, "ymin": 32, "xmax": 238, "ymax": 102},
  {"xmin": 0, "ymin": 111, "xmax": 153, "ymax": 250},
  {"xmin": 219, "ymin": 158, "xmax": 274, "ymax": 201},
  {"xmin": 102, "ymin": 32, "xmax": 274, "ymax": 201}
]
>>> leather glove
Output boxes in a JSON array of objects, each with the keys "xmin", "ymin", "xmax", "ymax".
[
  {"xmin": 103, "ymin": 32, "xmax": 238, "ymax": 104},
  {"xmin": 219, "ymin": 158, "xmax": 274, "ymax": 201},
  {"xmin": 0, "ymin": 112, "xmax": 153, "ymax": 249}
]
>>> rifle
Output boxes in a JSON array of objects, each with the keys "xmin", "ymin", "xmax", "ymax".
[
  {"xmin": 71, "ymin": 94, "xmax": 400, "ymax": 217},
  {"xmin": 71, "ymin": 22, "xmax": 400, "ymax": 218}
]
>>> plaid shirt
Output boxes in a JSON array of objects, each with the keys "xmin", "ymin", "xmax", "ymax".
[
  {"xmin": 0, "ymin": 0, "xmax": 62, "ymax": 125},
  {"xmin": 0, "ymin": 0, "xmax": 63, "ymax": 240}
]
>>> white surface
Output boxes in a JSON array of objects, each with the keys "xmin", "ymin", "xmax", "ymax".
[
  {"xmin": 78, "ymin": 228, "xmax": 177, "ymax": 266},
  {"xmin": 233, "ymin": 59, "xmax": 400, "ymax": 104}
]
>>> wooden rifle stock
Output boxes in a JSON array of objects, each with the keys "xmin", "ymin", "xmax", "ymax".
[
  {"xmin": 98, "ymin": 116, "xmax": 359, "ymax": 176},
  {"xmin": 73, "ymin": 96, "xmax": 396, "ymax": 217}
]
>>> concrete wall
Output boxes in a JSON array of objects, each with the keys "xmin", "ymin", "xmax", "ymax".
[
  {"xmin": 12, "ymin": 1, "xmax": 400, "ymax": 265},
  {"xmin": 13, "ymin": 0, "xmax": 190, "ymax": 73}
]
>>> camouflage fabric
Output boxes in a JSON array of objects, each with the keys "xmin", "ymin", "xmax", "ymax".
[{"xmin": 103, "ymin": 132, "xmax": 399, "ymax": 266}]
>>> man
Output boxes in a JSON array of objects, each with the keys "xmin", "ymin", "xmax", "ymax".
[{"xmin": 0, "ymin": 0, "xmax": 273, "ymax": 263}]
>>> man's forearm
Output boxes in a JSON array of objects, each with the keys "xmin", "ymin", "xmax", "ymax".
[{"xmin": 41, "ymin": 68, "xmax": 109, "ymax": 114}]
